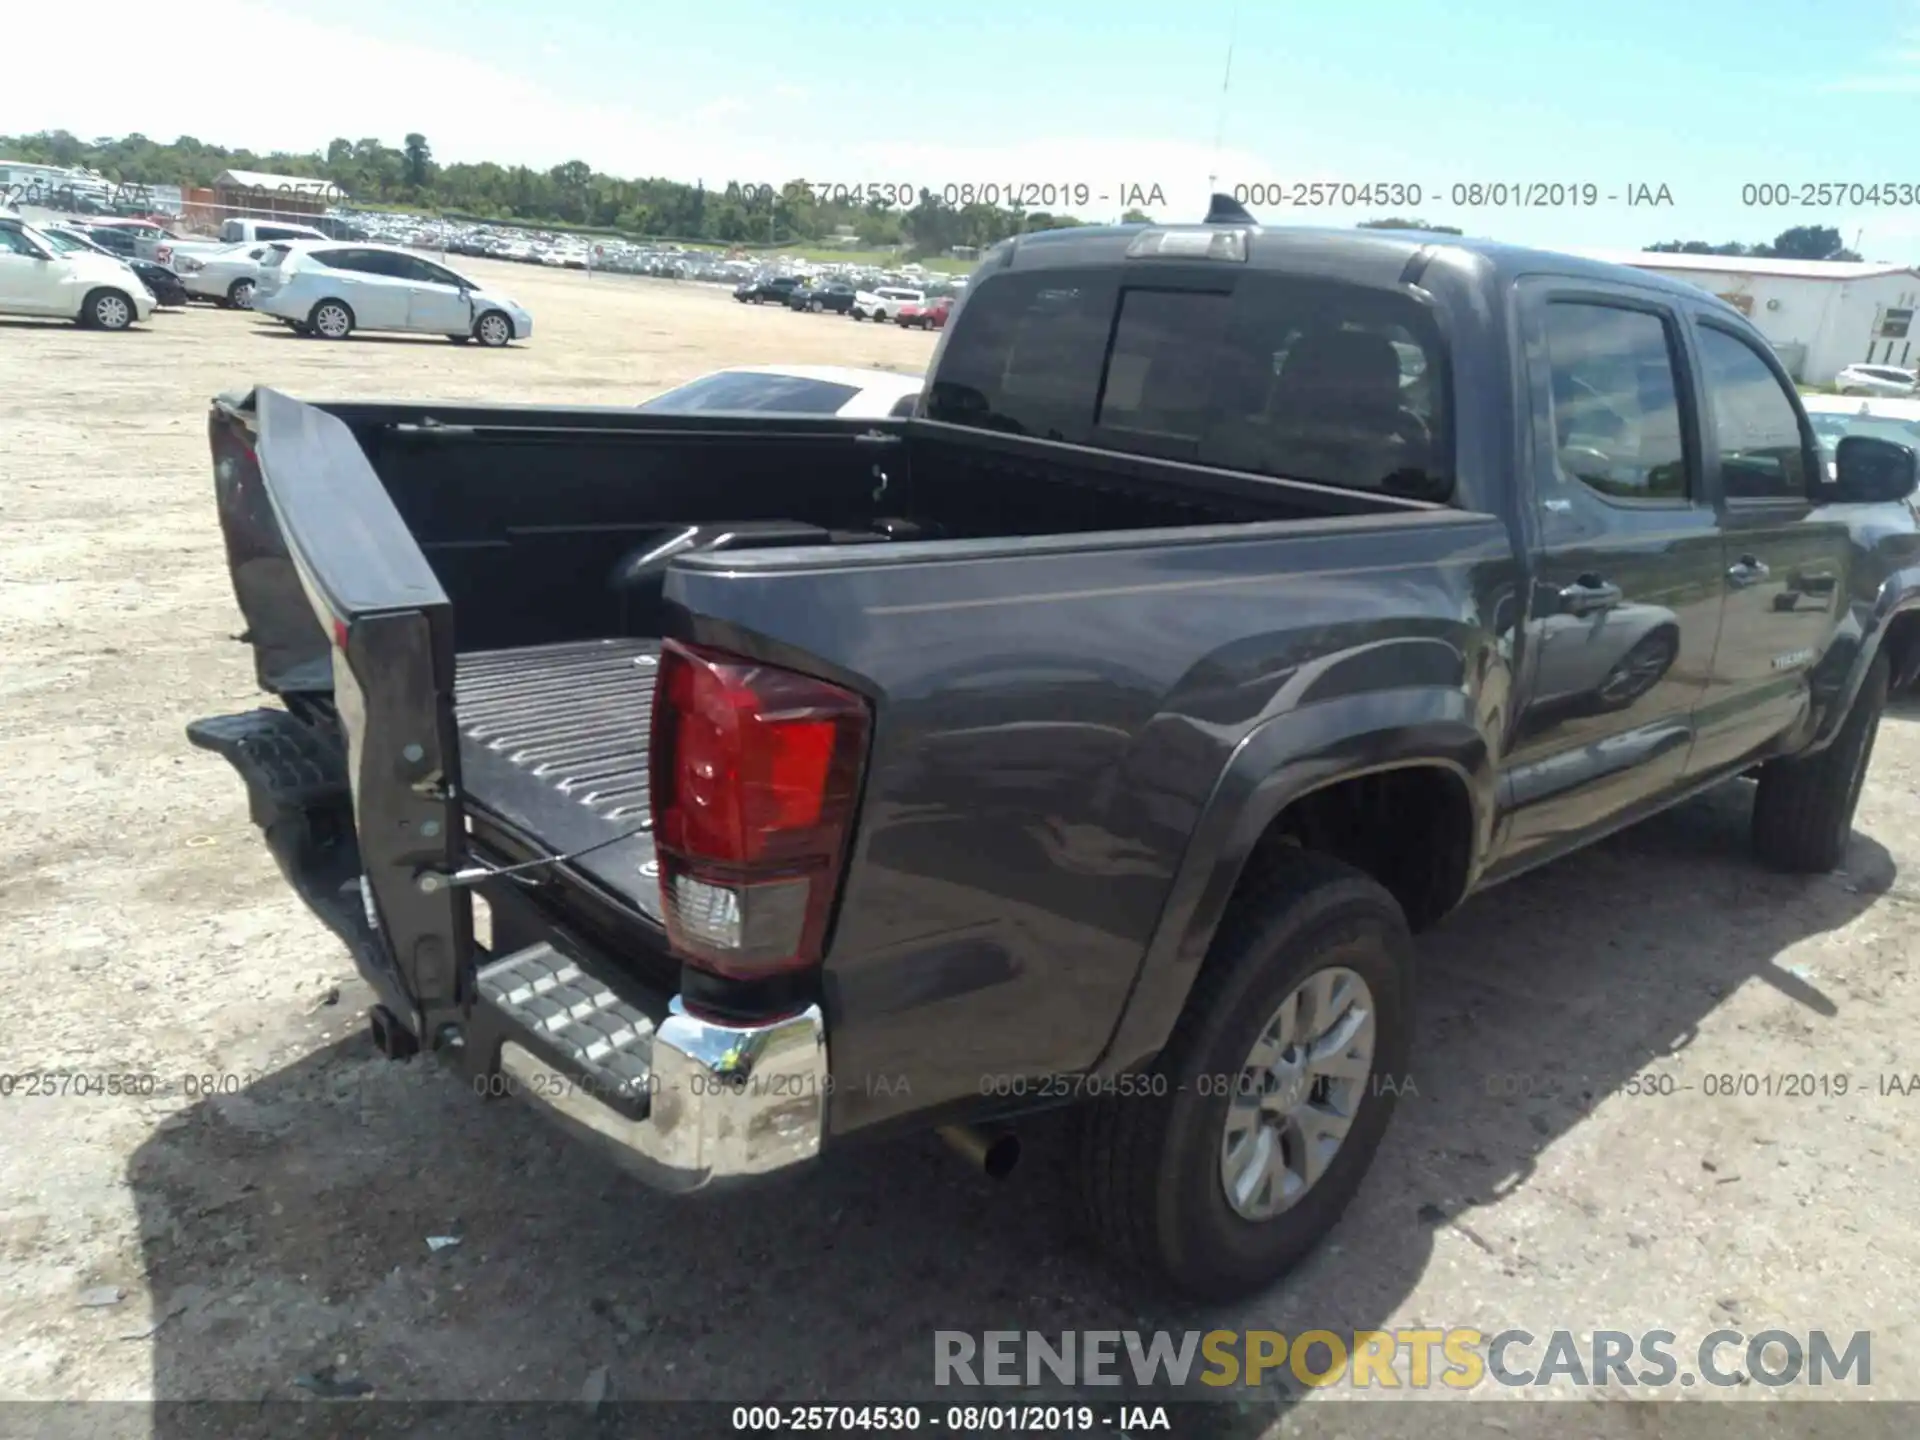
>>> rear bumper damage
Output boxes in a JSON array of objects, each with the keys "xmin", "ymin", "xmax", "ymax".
[{"xmin": 187, "ymin": 705, "xmax": 829, "ymax": 1192}]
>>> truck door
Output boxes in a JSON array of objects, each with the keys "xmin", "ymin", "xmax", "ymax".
[
  {"xmin": 1498, "ymin": 282, "xmax": 1724, "ymax": 868},
  {"xmin": 1682, "ymin": 316, "xmax": 1852, "ymax": 774}
]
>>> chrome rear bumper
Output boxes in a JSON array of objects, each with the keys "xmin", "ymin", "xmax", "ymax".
[{"xmin": 480, "ymin": 942, "xmax": 826, "ymax": 1192}]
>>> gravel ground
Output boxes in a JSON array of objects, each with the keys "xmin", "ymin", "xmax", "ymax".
[{"xmin": 0, "ymin": 262, "xmax": 1915, "ymax": 1438}]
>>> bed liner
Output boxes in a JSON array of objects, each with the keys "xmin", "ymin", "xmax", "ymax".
[{"xmin": 454, "ymin": 637, "xmax": 663, "ymax": 919}]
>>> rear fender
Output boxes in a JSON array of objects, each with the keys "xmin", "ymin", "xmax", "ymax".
[
  {"xmin": 1806, "ymin": 566, "xmax": 1920, "ymax": 750},
  {"xmin": 1091, "ymin": 687, "xmax": 1492, "ymax": 1077}
]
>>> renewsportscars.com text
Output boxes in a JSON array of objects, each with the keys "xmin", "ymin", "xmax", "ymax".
[{"xmin": 933, "ymin": 1328, "xmax": 1871, "ymax": 1390}]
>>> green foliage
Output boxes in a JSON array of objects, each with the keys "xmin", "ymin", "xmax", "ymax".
[
  {"xmin": 0, "ymin": 128, "xmax": 1091, "ymax": 253},
  {"xmin": 1646, "ymin": 226, "xmax": 1862, "ymax": 262}
]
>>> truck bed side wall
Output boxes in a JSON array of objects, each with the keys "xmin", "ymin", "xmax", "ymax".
[{"xmin": 664, "ymin": 509, "xmax": 1520, "ymax": 1136}]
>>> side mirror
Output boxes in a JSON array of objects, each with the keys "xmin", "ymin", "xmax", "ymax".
[{"xmin": 1830, "ymin": 435, "xmax": 1919, "ymax": 504}]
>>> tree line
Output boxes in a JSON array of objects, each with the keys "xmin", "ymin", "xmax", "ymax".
[
  {"xmin": 0, "ymin": 129, "xmax": 1152, "ymax": 255},
  {"xmin": 0, "ymin": 132, "xmax": 1882, "ymax": 265}
]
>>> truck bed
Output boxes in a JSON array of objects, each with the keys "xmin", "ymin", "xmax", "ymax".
[{"xmin": 455, "ymin": 638, "xmax": 663, "ymax": 919}]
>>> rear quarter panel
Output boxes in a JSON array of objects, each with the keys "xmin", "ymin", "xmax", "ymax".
[{"xmin": 665, "ymin": 511, "xmax": 1520, "ymax": 1135}]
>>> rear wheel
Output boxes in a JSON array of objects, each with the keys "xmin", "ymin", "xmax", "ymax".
[
  {"xmin": 310, "ymin": 299, "xmax": 354, "ymax": 340},
  {"xmin": 1752, "ymin": 652, "xmax": 1888, "ymax": 872},
  {"xmin": 83, "ymin": 288, "xmax": 135, "ymax": 330},
  {"xmin": 227, "ymin": 277, "xmax": 256, "ymax": 309},
  {"xmin": 1077, "ymin": 852, "xmax": 1413, "ymax": 1300}
]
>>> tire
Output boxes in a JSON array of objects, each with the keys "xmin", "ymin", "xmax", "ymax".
[
  {"xmin": 1752, "ymin": 651, "xmax": 1888, "ymax": 873},
  {"xmin": 473, "ymin": 310, "xmax": 513, "ymax": 347},
  {"xmin": 83, "ymin": 288, "xmax": 136, "ymax": 331},
  {"xmin": 309, "ymin": 299, "xmax": 354, "ymax": 340},
  {"xmin": 227, "ymin": 277, "xmax": 256, "ymax": 309},
  {"xmin": 810, "ymin": 299, "xmax": 822, "ymax": 312},
  {"xmin": 1077, "ymin": 851, "xmax": 1414, "ymax": 1301}
]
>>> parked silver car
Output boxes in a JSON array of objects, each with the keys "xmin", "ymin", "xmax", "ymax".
[{"xmin": 173, "ymin": 243, "xmax": 274, "ymax": 308}]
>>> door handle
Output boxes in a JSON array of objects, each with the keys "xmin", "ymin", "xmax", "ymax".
[
  {"xmin": 1727, "ymin": 554, "xmax": 1771, "ymax": 586},
  {"xmin": 1558, "ymin": 575, "xmax": 1623, "ymax": 615}
]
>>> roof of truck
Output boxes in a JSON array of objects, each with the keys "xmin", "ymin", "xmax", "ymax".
[{"xmin": 998, "ymin": 220, "xmax": 1736, "ymax": 310}]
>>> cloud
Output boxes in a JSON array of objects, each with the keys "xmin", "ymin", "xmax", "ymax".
[
  {"xmin": 0, "ymin": 0, "xmax": 1268, "ymax": 220},
  {"xmin": 1824, "ymin": 18, "xmax": 1920, "ymax": 90},
  {"xmin": 693, "ymin": 97, "xmax": 750, "ymax": 124}
]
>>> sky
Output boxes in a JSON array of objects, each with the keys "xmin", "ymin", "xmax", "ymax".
[{"xmin": 6, "ymin": 0, "xmax": 1920, "ymax": 256}]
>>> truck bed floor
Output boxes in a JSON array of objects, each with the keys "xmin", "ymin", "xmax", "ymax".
[{"xmin": 454, "ymin": 638, "xmax": 663, "ymax": 918}]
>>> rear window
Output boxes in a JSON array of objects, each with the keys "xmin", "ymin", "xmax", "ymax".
[
  {"xmin": 262, "ymin": 244, "xmax": 292, "ymax": 268},
  {"xmin": 927, "ymin": 269, "xmax": 1450, "ymax": 498},
  {"xmin": 640, "ymin": 372, "xmax": 860, "ymax": 415}
]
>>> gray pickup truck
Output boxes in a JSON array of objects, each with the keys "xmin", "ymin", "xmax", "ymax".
[{"xmin": 189, "ymin": 200, "xmax": 1920, "ymax": 1300}]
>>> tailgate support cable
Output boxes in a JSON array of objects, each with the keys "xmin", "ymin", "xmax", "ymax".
[{"xmin": 415, "ymin": 817, "xmax": 653, "ymax": 894}]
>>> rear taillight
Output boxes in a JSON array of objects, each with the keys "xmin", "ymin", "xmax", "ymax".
[{"xmin": 649, "ymin": 640, "xmax": 870, "ymax": 981}]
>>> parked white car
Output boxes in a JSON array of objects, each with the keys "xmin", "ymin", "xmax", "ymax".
[
  {"xmin": 174, "ymin": 243, "xmax": 273, "ymax": 308},
  {"xmin": 0, "ymin": 216, "xmax": 154, "ymax": 330},
  {"xmin": 252, "ymin": 242, "xmax": 533, "ymax": 345},
  {"xmin": 1834, "ymin": 363, "xmax": 1918, "ymax": 397},
  {"xmin": 638, "ymin": 365, "xmax": 922, "ymax": 418},
  {"xmin": 851, "ymin": 286, "xmax": 925, "ymax": 322},
  {"xmin": 1803, "ymin": 393, "xmax": 1920, "ymax": 482}
]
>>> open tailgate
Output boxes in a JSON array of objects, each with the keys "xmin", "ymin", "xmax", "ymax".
[{"xmin": 189, "ymin": 387, "xmax": 471, "ymax": 1045}]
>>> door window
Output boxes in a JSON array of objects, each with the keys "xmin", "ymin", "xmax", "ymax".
[
  {"xmin": 1697, "ymin": 325, "xmax": 1811, "ymax": 500},
  {"xmin": 0, "ymin": 226, "xmax": 46, "ymax": 256},
  {"xmin": 1540, "ymin": 302, "xmax": 1692, "ymax": 503}
]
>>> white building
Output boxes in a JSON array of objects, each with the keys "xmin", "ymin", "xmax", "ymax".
[{"xmin": 1570, "ymin": 248, "xmax": 1920, "ymax": 385}]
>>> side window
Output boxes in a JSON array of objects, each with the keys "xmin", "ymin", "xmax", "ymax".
[
  {"xmin": 310, "ymin": 248, "xmax": 362, "ymax": 272},
  {"xmin": 413, "ymin": 260, "xmax": 467, "ymax": 287},
  {"xmin": 352, "ymin": 251, "xmax": 412, "ymax": 279},
  {"xmin": 1697, "ymin": 325, "xmax": 1810, "ymax": 501},
  {"xmin": 1540, "ymin": 302, "xmax": 1691, "ymax": 502}
]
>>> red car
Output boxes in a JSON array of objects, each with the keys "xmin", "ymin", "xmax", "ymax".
[{"xmin": 895, "ymin": 295, "xmax": 953, "ymax": 330}]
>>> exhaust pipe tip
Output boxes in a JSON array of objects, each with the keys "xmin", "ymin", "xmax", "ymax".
[
  {"xmin": 367, "ymin": 1005, "xmax": 420, "ymax": 1061},
  {"xmin": 938, "ymin": 1124, "xmax": 1021, "ymax": 1180}
]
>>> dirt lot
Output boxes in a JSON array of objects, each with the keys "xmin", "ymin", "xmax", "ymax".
[{"xmin": 1, "ymin": 260, "xmax": 1916, "ymax": 1436}]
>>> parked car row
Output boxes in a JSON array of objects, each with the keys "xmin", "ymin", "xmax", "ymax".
[
  {"xmin": 733, "ymin": 276, "xmax": 954, "ymax": 329},
  {"xmin": 0, "ymin": 214, "xmax": 533, "ymax": 345}
]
